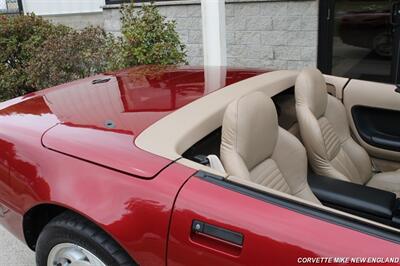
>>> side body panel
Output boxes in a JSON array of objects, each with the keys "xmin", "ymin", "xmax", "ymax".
[
  {"xmin": 0, "ymin": 121, "xmax": 196, "ymax": 265},
  {"xmin": 0, "ymin": 66, "xmax": 267, "ymax": 264},
  {"xmin": 168, "ymin": 177, "xmax": 400, "ymax": 265}
]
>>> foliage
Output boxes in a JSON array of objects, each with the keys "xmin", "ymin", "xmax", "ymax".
[
  {"xmin": 0, "ymin": 14, "xmax": 69, "ymax": 101},
  {"xmin": 0, "ymin": 2, "xmax": 187, "ymax": 101},
  {"xmin": 108, "ymin": 3, "xmax": 187, "ymax": 70},
  {"xmin": 27, "ymin": 27, "xmax": 113, "ymax": 89}
]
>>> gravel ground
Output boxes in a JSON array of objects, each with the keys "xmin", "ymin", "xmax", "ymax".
[{"xmin": 0, "ymin": 225, "xmax": 35, "ymax": 265}]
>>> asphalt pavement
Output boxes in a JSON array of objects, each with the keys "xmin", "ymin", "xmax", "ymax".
[{"xmin": 0, "ymin": 225, "xmax": 35, "ymax": 265}]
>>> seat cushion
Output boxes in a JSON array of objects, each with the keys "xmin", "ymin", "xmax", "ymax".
[{"xmin": 366, "ymin": 169, "xmax": 400, "ymax": 197}]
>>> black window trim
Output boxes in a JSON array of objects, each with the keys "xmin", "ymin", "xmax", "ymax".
[{"xmin": 195, "ymin": 171, "xmax": 400, "ymax": 244}]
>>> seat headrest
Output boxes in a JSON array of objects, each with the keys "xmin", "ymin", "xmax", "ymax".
[
  {"xmin": 221, "ymin": 91, "xmax": 278, "ymax": 170},
  {"xmin": 295, "ymin": 67, "xmax": 327, "ymax": 118}
]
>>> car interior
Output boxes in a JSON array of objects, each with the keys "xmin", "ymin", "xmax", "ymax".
[{"xmin": 136, "ymin": 67, "xmax": 400, "ymax": 232}]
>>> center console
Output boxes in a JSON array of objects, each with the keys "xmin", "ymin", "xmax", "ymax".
[{"xmin": 308, "ymin": 174, "xmax": 400, "ymax": 228}]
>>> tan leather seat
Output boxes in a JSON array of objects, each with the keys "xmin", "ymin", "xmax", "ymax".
[
  {"xmin": 220, "ymin": 91, "xmax": 320, "ymax": 204},
  {"xmin": 295, "ymin": 67, "xmax": 400, "ymax": 196}
]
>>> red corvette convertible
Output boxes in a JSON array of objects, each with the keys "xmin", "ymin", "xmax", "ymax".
[{"xmin": 1, "ymin": 65, "xmax": 400, "ymax": 265}]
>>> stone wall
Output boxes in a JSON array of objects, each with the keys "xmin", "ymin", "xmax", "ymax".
[
  {"xmin": 43, "ymin": 12, "xmax": 104, "ymax": 30},
  {"xmin": 226, "ymin": 0, "xmax": 318, "ymax": 70},
  {"xmin": 102, "ymin": 0, "xmax": 318, "ymax": 70}
]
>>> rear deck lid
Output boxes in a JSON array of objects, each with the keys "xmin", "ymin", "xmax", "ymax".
[
  {"xmin": 42, "ymin": 124, "xmax": 171, "ymax": 178},
  {"xmin": 40, "ymin": 65, "xmax": 266, "ymax": 177}
]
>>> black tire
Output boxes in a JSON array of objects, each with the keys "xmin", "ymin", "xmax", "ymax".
[{"xmin": 35, "ymin": 211, "xmax": 138, "ymax": 266}]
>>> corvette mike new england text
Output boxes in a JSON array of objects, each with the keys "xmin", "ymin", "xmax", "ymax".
[{"xmin": 297, "ymin": 257, "xmax": 400, "ymax": 264}]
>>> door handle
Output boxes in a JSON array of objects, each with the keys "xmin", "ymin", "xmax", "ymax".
[{"xmin": 191, "ymin": 220, "xmax": 244, "ymax": 247}]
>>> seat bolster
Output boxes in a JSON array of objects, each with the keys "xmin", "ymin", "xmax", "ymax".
[
  {"xmin": 294, "ymin": 185, "xmax": 321, "ymax": 205},
  {"xmin": 295, "ymin": 67, "xmax": 328, "ymax": 118},
  {"xmin": 312, "ymin": 152, "xmax": 353, "ymax": 182},
  {"xmin": 367, "ymin": 170, "xmax": 400, "ymax": 197},
  {"xmin": 220, "ymin": 148, "xmax": 250, "ymax": 180},
  {"xmin": 296, "ymin": 105, "xmax": 328, "ymax": 161},
  {"xmin": 324, "ymin": 95, "xmax": 351, "ymax": 141},
  {"xmin": 323, "ymin": 96, "xmax": 372, "ymax": 184},
  {"xmin": 272, "ymin": 128, "xmax": 307, "ymax": 193},
  {"xmin": 271, "ymin": 128, "xmax": 320, "ymax": 204},
  {"xmin": 330, "ymin": 148, "xmax": 365, "ymax": 184},
  {"xmin": 341, "ymin": 138, "xmax": 372, "ymax": 184}
]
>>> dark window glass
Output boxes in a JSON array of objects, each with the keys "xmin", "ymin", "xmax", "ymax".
[{"xmin": 332, "ymin": 0, "xmax": 393, "ymax": 83}]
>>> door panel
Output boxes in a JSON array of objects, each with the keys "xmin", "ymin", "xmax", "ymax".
[
  {"xmin": 343, "ymin": 79, "xmax": 400, "ymax": 161},
  {"xmin": 352, "ymin": 106, "xmax": 400, "ymax": 151},
  {"xmin": 167, "ymin": 175, "xmax": 400, "ymax": 265},
  {"xmin": 323, "ymin": 74, "xmax": 350, "ymax": 99}
]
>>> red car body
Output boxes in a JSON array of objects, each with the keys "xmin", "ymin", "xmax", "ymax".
[{"xmin": 0, "ymin": 66, "xmax": 399, "ymax": 265}]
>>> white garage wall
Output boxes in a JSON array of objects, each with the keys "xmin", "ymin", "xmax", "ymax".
[{"xmin": 22, "ymin": 0, "xmax": 105, "ymax": 15}]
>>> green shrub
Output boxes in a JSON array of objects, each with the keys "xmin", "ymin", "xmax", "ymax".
[
  {"xmin": 0, "ymin": 2, "xmax": 187, "ymax": 101},
  {"xmin": 0, "ymin": 14, "xmax": 69, "ymax": 101},
  {"xmin": 108, "ymin": 3, "xmax": 187, "ymax": 70},
  {"xmin": 27, "ymin": 27, "xmax": 113, "ymax": 89}
]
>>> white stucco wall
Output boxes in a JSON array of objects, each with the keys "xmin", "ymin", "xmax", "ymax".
[{"xmin": 21, "ymin": 0, "xmax": 105, "ymax": 15}]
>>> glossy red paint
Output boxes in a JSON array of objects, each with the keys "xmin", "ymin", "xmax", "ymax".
[
  {"xmin": 1, "ymin": 65, "xmax": 399, "ymax": 266},
  {"xmin": 37, "ymin": 65, "xmax": 266, "ymax": 135},
  {"xmin": 42, "ymin": 124, "xmax": 170, "ymax": 178},
  {"xmin": 168, "ymin": 177, "xmax": 400, "ymax": 266},
  {"xmin": 0, "ymin": 65, "xmax": 266, "ymax": 264},
  {"xmin": 2, "ymin": 65, "xmax": 265, "ymax": 178},
  {"xmin": 0, "ymin": 130, "xmax": 197, "ymax": 264}
]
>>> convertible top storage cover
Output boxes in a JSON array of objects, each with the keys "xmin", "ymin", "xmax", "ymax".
[{"xmin": 39, "ymin": 66, "xmax": 265, "ymax": 178}]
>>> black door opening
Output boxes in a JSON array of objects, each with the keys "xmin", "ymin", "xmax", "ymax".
[{"xmin": 318, "ymin": 0, "xmax": 400, "ymax": 84}]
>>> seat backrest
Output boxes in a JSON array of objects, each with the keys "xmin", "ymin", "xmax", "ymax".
[
  {"xmin": 295, "ymin": 68, "xmax": 372, "ymax": 184},
  {"xmin": 220, "ymin": 91, "xmax": 320, "ymax": 204}
]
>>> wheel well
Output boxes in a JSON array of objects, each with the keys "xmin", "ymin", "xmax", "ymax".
[
  {"xmin": 23, "ymin": 204, "xmax": 68, "ymax": 250},
  {"xmin": 23, "ymin": 204, "xmax": 138, "ymax": 265}
]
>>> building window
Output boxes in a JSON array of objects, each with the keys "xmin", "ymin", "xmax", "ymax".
[{"xmin": 0, "ymin": 0, "xmax": 23, "ymax": 14}]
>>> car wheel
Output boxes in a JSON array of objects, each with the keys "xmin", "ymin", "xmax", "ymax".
[
  {"xmin": 373, "ymin": 33, "xmax": 392, "ymax": 58},
  {"xmin": 35, "ymin": 211, "xmax": 137, "ymax": 266}
]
